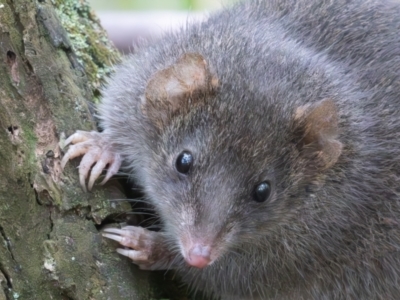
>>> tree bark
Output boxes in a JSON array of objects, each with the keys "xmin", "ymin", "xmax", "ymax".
[{"xmin": 0, "ymin": 0, "xmax": 162, "ymax": 299}]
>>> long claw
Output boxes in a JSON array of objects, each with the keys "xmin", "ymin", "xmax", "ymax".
[
  {"xmin": 103, "ymin": 228, "xmax": 125, "ymax": 234},
  {"xmin": 64, "ymin": 130, "xmax": 91, "ymax": 147},
  {"xmin": 116, "ymin": 248, "xmax": 148, "ymax": 261},
  {"xmin": 89, "ymin": 160, "xmax": 108, "ymax": 191},
  {"xmin": 103, "ymin": 233, "xmax": 138, "ymax": 248},
  {"xmin": 79, "ymin": 172, "xmax": 87, "ymax": 193},
  {"xmin": 102, "ymin": 227, "xmax": 140, "ymax": 248},
  {"xmin": 61, "ymin": 145, "xmax": 81, "ymax": 169},
  {"xmin": 102, "ymin": 226, "xmax": 170, "ymax": 270},
  {"xmin": 120, "ymin": 226, "xmax": 138, "ymax": 231},
  {"xmin": 61, "ymin": 142, "xmax": 91, "ymax": 169},
  {"xmin": 62, "ymin": 130, "xmax": 121, "ymax": 191},
  {"xmin": 78, "ymin": 152, "xmax": 99, "ymax": 191},
  {"xmin": 100, "ymin": 154, "xmax": 122, "ymax": 185},
  {"xmin": 64, "ymin": 134, "xmax": 77, "ymax": 148},
  {"xmin": 61, "ymin": 153, "xmax": 71, "ymax": 170},
  {"xmin": 102, "ymin": 233, "xmax": 123, "ymax": 243}
]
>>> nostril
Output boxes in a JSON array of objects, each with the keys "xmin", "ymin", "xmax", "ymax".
[{"xmin": 186, "ymin": 244, "xmax": 211, "ymax": 268}]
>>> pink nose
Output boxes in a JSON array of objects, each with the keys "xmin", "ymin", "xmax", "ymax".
[{"xmin": 185, "ymin": 244, "xmax": 211, "ymax": 268}]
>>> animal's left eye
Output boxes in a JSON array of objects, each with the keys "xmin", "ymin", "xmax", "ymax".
[
  {"xmin": 252, "ymin": 181, "xmax": 272, "ymax": 203},
  {"xmin": 175, "ymin": 151, "xmax": 193, "ymax": 174}
]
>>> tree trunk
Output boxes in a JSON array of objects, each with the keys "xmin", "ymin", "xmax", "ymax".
[{"xmin": 0, "ymin": 0, "xmax": 165, "ymax": 299}]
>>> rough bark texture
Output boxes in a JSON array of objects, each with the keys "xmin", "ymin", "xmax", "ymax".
[{"xmin": 0, "ymin": 0, "xmax": 162, "ymax": 299}]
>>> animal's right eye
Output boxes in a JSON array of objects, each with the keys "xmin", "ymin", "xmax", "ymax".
[
  {"xmin": 252, "ymin": 181, "xmax": 272, "ymax": 203},
  {"xmin": 175, "ymin": 151, "xmax": 193, "ymax": 174}
]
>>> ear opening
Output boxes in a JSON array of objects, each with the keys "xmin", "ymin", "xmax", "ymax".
[{"xmin": 142, "ymin": 53, "xmax": 219, "ymax": 128}]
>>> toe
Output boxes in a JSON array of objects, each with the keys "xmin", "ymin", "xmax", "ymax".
[
  {"xmin": 88, "ymin": 160, "xmax": 108, "ymax": 191},
  {"xmin": 116, "ymin": 248, "xmax": 148, "ymax": 262}
]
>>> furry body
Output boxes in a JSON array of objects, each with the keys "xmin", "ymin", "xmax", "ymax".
[{"xmin": 79, "ymin": 0, "xmax": 400, "ymax": 299}]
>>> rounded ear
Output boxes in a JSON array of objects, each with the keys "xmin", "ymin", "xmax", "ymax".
[
  {"xmin": 294, "ymin": 99, "xmax": 343, "ymax": 170},
  {"xmin": 142, "ymin": 53, "xmax": 219, "ymax": 128}
]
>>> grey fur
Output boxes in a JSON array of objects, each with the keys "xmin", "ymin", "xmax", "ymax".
[{"xmin": 97, "ymin": 0, "xmax": 400, "ymax": 299}]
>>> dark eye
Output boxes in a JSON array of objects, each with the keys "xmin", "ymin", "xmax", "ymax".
[
  {"xmin": 175, "ymin": 151, "xmax": 193, "ymax": 174},
  {"xmin": 253, "ymin": 181, "xmax": 272, "ymax": 203}
]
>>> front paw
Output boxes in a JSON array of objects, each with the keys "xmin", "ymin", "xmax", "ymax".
[
  {"xmin": 103, "ymin": 226, "xmax": 173, "ymax": 270},
  {"xmin": 62, "ymin": 130, "xmax": 121, "ymax": 191}
]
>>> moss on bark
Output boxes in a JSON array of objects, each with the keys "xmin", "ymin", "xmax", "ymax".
[{"xmin": 0, "ymin": 0, "xmax": 157, "ymax": 299}]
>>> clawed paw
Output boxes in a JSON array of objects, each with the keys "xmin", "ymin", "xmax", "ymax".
[
  {"xmin": 103, "ymin": 226, "xmax": 160, "ymax": 269},
  {"xmin": 61, "ymin": 130, "xmax": 121, "ymax": 191}
]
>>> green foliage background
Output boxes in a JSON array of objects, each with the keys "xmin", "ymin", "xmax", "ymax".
[{"xmin": 89, "ymin": 0, "xmax": 237, "ymax": 11}]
